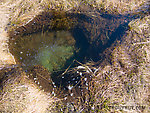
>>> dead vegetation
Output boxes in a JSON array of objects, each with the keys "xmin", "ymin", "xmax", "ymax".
[
  {"xmin": 0, "ymin": 66, "xmax": 59, "ymax": 113},
  {"xmin": 0, "ymin": 0, "xmax": 150, "ymax": 113},
  {"xmin": 0, "ymin": 0, "xmax": 148, "ymax": 27},
  {"xmin": 89, "ymin": 14, "xmax": 150, "ymax": 112}
]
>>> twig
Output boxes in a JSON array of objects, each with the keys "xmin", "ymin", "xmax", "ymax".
[{"xmin": 61, "ymin": 59, "xmax": 75, "ymax": 76}]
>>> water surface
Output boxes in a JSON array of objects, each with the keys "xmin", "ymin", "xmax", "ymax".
[{"xmin": 9, "ymin": 30, "xmax": 76, "ymax": 72}]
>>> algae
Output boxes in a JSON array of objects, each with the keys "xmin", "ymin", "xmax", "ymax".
[
  {"xmin": 9, "ymin": 30, "xmax": 76, "ymax": 72},
  {"xmin": 38, "ymin": 45, "xmax": 74, "ymax": 72}
]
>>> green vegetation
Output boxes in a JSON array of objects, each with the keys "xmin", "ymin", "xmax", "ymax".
[{"xmin": 39, "ymin": 45, "xmax": 74, "ymax": 72}]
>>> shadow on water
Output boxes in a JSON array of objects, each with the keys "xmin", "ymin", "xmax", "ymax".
[{"xmin": 8, "ymin": 7, "xmax": 140, "ymax": 102}]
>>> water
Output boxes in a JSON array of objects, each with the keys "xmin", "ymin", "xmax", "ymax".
[
  {"xmin": 9, "ymin": 30, "xmax": 76, "ymax": 72},
  {"xmin": 8, "ymin": 9, "xmax": 139, "ymax": 102}
]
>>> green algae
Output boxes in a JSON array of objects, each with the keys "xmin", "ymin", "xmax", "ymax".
[
  {"xmin": 38, "ymin": 45, "xmax": 74, "ymax": 72},
  {"xmin": 9, "ymin": 30, "xmax": 76, "ymax": 72}
]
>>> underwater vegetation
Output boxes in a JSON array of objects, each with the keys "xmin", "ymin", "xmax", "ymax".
[
  {"xmin": 38, "ymin": 45, "xmax": 74, "ymax": 72},
  {"xmin": 9, "ymin": 30, "xmax": 76, "ymax": 72}
]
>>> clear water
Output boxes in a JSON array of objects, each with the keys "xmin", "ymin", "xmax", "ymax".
[{"xmin": 9, "ymin": 30, "xmax": 76, "ymax": 72}]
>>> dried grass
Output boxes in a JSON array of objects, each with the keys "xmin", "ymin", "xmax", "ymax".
[
  {"xmin": 87, "ymin": 15, "xmax": 150, "ymax": 112},
  {"xmin": 0, "ymin": 67, "xmax": 58, "ymax": 113},
  {"xmin": 0, "ymin": 0, "xmax": 150, "ymax": 112},
  {"xmin": 1, "ymin": 0, "xmax": 148, "ymax": 27}
]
